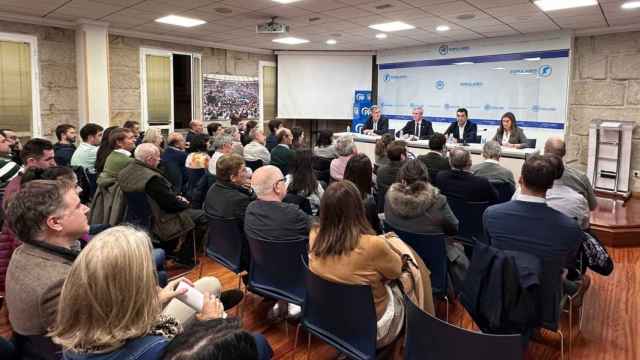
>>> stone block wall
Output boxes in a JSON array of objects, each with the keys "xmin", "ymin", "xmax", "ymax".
[
  {"xmin": 108, "ymin": 35, "xmax": 275, "ymax": 127},
  {"xmin": 0, "ymin": 21, "xmax": 77, "ymax": 137},
  {"xmin": 568, "ymin": 31, "xmax": 640, "ymax": 192}
]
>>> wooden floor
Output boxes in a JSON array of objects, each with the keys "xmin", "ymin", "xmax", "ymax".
[{"xmin": 188, "ymin": 245, "xmax": 640, "ymax": 360}]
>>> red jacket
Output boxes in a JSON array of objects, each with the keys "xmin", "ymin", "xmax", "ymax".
[{"xmin": 0, "ymin": 176, "xmax": 22, "ymax": 294}]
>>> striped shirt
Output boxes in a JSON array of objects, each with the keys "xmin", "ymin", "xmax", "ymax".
[{"xmin": 0, "ymin": 157, "xmax": 21, "ymax": 195}]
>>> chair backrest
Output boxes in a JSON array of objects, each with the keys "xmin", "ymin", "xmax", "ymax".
[
  {"xmin": 445, "ymin": 195, "xmax": 490, "ymax": 244},
  {"xmin": 245, "ymin": 159, "xmax": 264, "ymax": 172},
  {"xmin": 491, "ymin": 181, "xmax": 515, "ymax": 204},
  {"xmin": 205, "ymin": 217, "xmax": 246, "ymax": 274},
  {"xmin": 162, "ymin": 160, "xmax": 184, "ymax": 195},
  {"xmin": 186, "ymin": 168, "xmax": 206, "ymax": 198},
  {"xmin": 312, "ymin": 156, "xmax": 332, "ymax": 184},
  {"xmin": 283, "ymin": 192, "xmax": 312, "ymax": 215},
  {"xmin": 526, "ymin": 138, "xmax": 537, "ymax": 149},
  {"xmin": 404, "ymin": 295, "xmax": 523, "ymax": 360},
  {"xmin": 303, "ymin": 262, "xmax": 377, "ymax": 360},
  {"xmin": 123, "ymin": 192, "xmax": 152, "ymax": 231},
  {"xmin": 384, "ymin": 225, "xmax": 448, "ymax": 295},
  {"xmin": 247, "ymin": 238, "xmax": 307, "ymax": 305}
]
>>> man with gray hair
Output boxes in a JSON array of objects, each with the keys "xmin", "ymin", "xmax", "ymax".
[
  {"xmin": 330, "ymin": 134, "xmax": 357, "ymax": 180},
  {"xmin": 436, "ymin": 147, "xmax": 498, "ymax": 203},
  {"xmin": 244, "ymin": 127, "xmax": 271, "ymax": 165},
  {"xmin": 544, "ymin": 137, "xmax": 597, "ymax": 210},
  {"xmin": 471, "ymin": 140, "xmax": 515, "ymax": 187},
  {"xmin": 244, "ymin": 165, "xmax": 309, "ymax": 318},
  {"xmin": 208, "ymin": 134, "xmax": 234, "ymax": 175},
  {"xmin": 362, "ymin": 105, "xmax": 389, "ymax": 135},
  {"xmin": 399, "ymin": 106, "xmax": 434, "ymax": 140}
]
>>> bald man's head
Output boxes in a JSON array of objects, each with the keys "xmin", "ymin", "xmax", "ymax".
[
  {"xmin": 167, "ymin": 132, "xmax": 185, "ymax": 149},
  {"xmin": 251, "ymin": 165, "xmax": 285, "ymax": 200},
  {"xmin": 544, "ymin": 137, "xmax": 566, "ymax": 158}
]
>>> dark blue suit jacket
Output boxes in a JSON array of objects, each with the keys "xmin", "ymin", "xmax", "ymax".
[
  {"xmin": 399, "ymin": 119, "xmax": 434, "ymax": 139},
  {"xmin": 362, "ymin": 115, "xmax": 389, "ymax": 135},
  {"xmin": 435, "ymin": 169, "xmax": 498, "ymax": 203},
  {"xmin": 161, "ymin": 147, "xmax": 188, "ymax": 194},
  {"xmin": 445, "ymin": 120, "xmax": 478, "ymax": 144}
]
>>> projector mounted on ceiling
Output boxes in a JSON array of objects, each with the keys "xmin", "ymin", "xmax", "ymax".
[{"xmin": 257, "ymin": 17, "xmax": 289, "ymax": 34}]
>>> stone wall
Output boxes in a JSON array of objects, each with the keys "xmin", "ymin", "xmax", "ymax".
[
  {"xmin": 108, "ymin": 35, "xmax": 275, "ymax": 126},
  {"xmin": 0, "ymin": 21, "xmax": 77, "ymax": 137},
  {"xmin": 568, "ymin": 31, "xmax": 640, "ymax": 192}
]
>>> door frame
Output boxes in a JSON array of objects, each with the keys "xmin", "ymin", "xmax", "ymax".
[{"xmin": 258, "ymin": 60, "xmax": 276, "ymax": 130}]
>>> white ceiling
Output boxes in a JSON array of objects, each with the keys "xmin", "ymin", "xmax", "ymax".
[{"xmin": 1, "ymin": 0, "xmax": 639, "ymax": 51}]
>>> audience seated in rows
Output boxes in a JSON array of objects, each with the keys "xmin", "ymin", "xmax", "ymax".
[
  {"xmin": 99, "ymin": 128, "xmax": 136, "ymax": 182},
  {"xmin": 374, "ymin": 133, "xmax": 394, "ymax": 169},
  {"xmin": 94, "ymin": 126, "xmax": 118, "ymax": 175},
  {"xmin": 119, "ymin": 143, "xmax": 205, "ymax": 245},
  {"xmin": 343, "ymin": 153, "xmax": 381, "ymax": 234},
  {"xmin": 330, "ymin": 134, "xmax": 357, "ymax": 181},
  {"xmin": 143, "ymin": 127, "xmax": 165, "ymax": 149},
  {"xmin": 70, "ymin": 123, "xmax": 104, "ymax": 174},
  {"xmin": 204, "ymin": 154, "xmax": 256, "ymax": 269},
  {"xmin": 0, "ymin": 130, "xmax": 21, "ymax": 201},
  {"xmin": 544, "ymin": 137, "xmax": 597, "ymax": 210},
  {"xmin": 5, "ymin": 180, "xmax": 89, "ymax": 358},
  {"xmin": 185, "ymin": 134, "xmax": 210, "ymax": 196},
  {"xmin": 265, "ymin": 120, "xmax": 283, "ymax": 152},
  {"xmin": 471, "ymin": 140, "xmax": 516, "ymax": 187},
  {"xmin": 207, "ymin": 122, "xmax": 223, "ymax": 138},
  {"xmin": 436, "ymin": 147, "xmax": 498, "ymax": 203},
  {"xmin": 186, "ymin": 120, "xmax": 205, "ymax": 147},
  {"xmin": 309, "ymin": 181, "xmax": 405, "ymax": 348},
  {"xmin": 417, "ymin": 133, "xmax": 450, "ymax": 183},
  {"xmin": 208, "ymin": 134, "xmax": 234, "ymax": 176},
  {"xmin": 269, "ymin": 128, "xmax": 295, "ymax": 176},
  {"xmin": 245, "ymin": 166, "xmax": 310, "ymax": 318},
  {"xmin": 376, "ymin": 140, "xmax": 407, "ymax": 212},
  {"xmin": 285, "ymin": 150, "xmax": 324, "ymax": 216},
  {"xmin": 224, "ymin": 126, "xmax": 244, "ymax": 157},
  {"xmin": 241, "ymin": 120, "xmax": 258, "ymax": 146},
  {"xmin": 1, "ymin": 139, "xmax": 56, "ymax": 294},
  {"xmin": 53, "ymin": 124, "xmax": 77, "ymax": 167},
  {"xmin": 244, "ymin": 127, "xmax": 271, "ymax": 165},
  {"xmin": 161, "ymin": 132, "xmax": 188, "ymax": 194},
  {"xmin": 313, "ymin": 129, "xmax": 337, "ymax": 159},
  {"xmin": 291, "ymin": 127, "xmax": 305, "ymax": 150},
  {"xmin": 123, "ymin": 120, "xmax": 143, "ymax": 146},
  {"xmin": 50, "ymin": 226, "xmax": 232, "ymax": 360}
]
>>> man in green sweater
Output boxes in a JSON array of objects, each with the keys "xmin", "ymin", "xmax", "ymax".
[
  {"xmin": 269, "ymin": 128, "xmax": 295, "ymax": 176},
  {"xmin": 101, "ymin": 128, "xmax": 136, "ymax": 181}
]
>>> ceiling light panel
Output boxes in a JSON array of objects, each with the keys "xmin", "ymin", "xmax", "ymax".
[
  {"xmin": 369, "ymin": 21, "xmax": 415, "ymax": 32},
  {"xmin": 155, "ymin": 15, "xmax": 206, "ymax": 27},
  {"xmin": 272, "ymin": 37, "xmax": 309, "ymax": 44},
  {"xmin": 534, "ymin": 0, "xmax": 598, "ymax": 12}
]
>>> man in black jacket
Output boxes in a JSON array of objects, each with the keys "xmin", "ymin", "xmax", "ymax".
[
  {"xmin": 444, "ymin": 108, "xmax": 478, "ymax": 144},
  {"xmin": 53, "ymin": 124, "xmax": 77, "ymax": 167},
  {"xmin": 399, "ymin": 107, "xmax": 434, "ymax": 140},
  {"xmin": 417, "ymin": 132, "xmax": 450, "ymax": 184},
  {"xmin": 436, "ymin": 147, "xmax": 498, "ymax": 203},
  {"xmin": 376, "ymin": 140, "xmax": 407, "ymax": 212},
  {"xmin": 362, "ymin": 105, "xmax": 389, "ymax": 135}
]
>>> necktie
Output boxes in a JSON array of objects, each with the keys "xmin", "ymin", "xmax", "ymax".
[{"xmin": 415, "ymin": 121, "xmax": 419, "ymax": 136}]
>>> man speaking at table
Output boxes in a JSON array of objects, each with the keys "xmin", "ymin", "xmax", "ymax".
[
  {"xmin": 444, "ymin": 108, "xmax": 477, "ymax": 144},
  {"xmin": 398, "ymin": 106, "xmax": 434, "ymax": 140},
  {"xmin": 362, "ymin": 105, "xmax": 389, "ymax": 135}
]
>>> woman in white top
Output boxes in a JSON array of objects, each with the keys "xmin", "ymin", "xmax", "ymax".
[
  {"xmin": 285, "ymin": 149, "xmax": 324, "ymax": 215},
  {"xmin": 492, "ymin": 112, "xmax": 528, "ymax": 149}
]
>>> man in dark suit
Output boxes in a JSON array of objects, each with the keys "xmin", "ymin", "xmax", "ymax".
[
  {"xmin": 436, "ymin": 147, "xmax": 498, "ymax": 203},
  {"xmin": 362, "ymin": 105, "xmax": 389, "ymax": 135},
  {"xmin": 417, "ymin": 133, "xmax": 450, "ymax": 184},
  {"xmin": 399, "ymin": 107, "xmax": 434, "ymax": 140},
  {"xmin": 270, "ymin": 128, "xmax": 295, "ymax": 176},
  {"xmin": 161, "ymin": 132, "xmax": 188, "ymax": 194},
  {"xmin": 444, "ymin": 108, "xmax": 478, "ymax": 144},
  {"xmin": 376, "ymin": 140, "xmax": 407, "ymax": 212}
]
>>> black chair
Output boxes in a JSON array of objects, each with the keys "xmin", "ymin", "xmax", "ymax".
[
  {"xmin": 404, "ymin": 295, "xmax": 523, "ymax": 360},
  {"xmin": 384, "ymin": 224, "xmax": 450, "ymax": 320},
  {"xmin": 247, "ymin": 238, "xmax": 307, "ymax": 334},
  {"xmin": 203, "ymin": 217, "xmax": 247, "ymax": 289},
  {"xmin": 295, "ymin": 261, "xmax": 377, "ymax": 360},
  {"xmin": 526, "ymin": 139, "xmax": 537, "ymax": 148},
  {"xmin": 245, "ymin": 159, "xmax": 264, "ymax": 172},
  {"xmin": 284, "ymin": 192, "xmax": 312, "ymax": 215},
  {"xmin": 161, "ymin": 160, "xmax": 185, "ymax": 195},
  {"xmin": 123, "ymin": 192, "xmax": 152, "ymax": 231},
  {"xmin": 312, "ymin": 156, "xmax": 332, "ymax": 184},
  {"xmin": 72, "ymin": 166, "xmax": 93, "ymax": 204},
  {"xmin": 491, "ymin": 181, "xmax": 516, "ymax": 204},
  {"xmin": 186, "ymin": 168, "xmax": 206, "ymax": 200},
  {"xmin": 446, "ymin": 195, "xmax": 490, "ymax": 247}
]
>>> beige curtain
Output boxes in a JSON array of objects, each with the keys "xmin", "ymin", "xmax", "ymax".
[
  {"xmin": 146, "ymin": 54, "xmax": 171, "ymax": 125},
  {"xmin": 0, "ymin": 40, "xmax": 32, "ymax": 133},
  {"xmin": 192, "ymin": 56, "xmax": 202, "ymax": 121},
  {"xmin": 262, "ymin": 66, "xmax": 276, "ymax": 121}
]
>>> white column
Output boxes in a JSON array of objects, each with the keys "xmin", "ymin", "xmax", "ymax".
[{"xmin": 76, "ymin": 20, "xmax": 110, "ymax": 128}]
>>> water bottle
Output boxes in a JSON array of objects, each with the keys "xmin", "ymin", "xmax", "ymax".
[
  {"xmin": 347, "ymin": 125, "xmax": 351, "ymax": 133},
  {"xmin": 480, "ymin": 129, "xmax": 487, "ymax": 144},
  {"xmin": 447, "ymin": 133, "xmax": 453, "ymax": 144}
]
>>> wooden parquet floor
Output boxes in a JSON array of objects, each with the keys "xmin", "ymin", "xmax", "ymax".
[{"xmin": 188, "ymin": 246, "xmax": 640, "ymax": 360}]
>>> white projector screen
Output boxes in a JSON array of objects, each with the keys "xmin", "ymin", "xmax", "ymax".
[{"xmin": 277, "ymin": 53, "xmax": 372, "ymax": 119}]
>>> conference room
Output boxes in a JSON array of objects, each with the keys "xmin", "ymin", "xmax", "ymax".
[{"xmin": 0, "ymin": 0, "xmax": 639, "ymax": 359}]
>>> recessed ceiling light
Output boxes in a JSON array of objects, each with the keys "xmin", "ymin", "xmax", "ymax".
[
  {"xmin": 534, "ymin": 0, "xmax": 598, "ymax": 11},
  {"xmin": 454, "ymin": 62, "xmax": 474, "ymax": 65},
  {"xmin": 492, "ymin": 67, "xmax": 506, "ymax": 70},
  {"xmin": 456, "ymin": 14, "xmax": 476, "ymax": 20},
  {"xmin": 155, "ymin": 15, "xmax": 206, "ymax": 27},
  {"xmin": 525, "ymin": 57, "xmax": 542, "ymax": 61},
  {"xmin": 326, "ymin": 39, "xmax": 337, "ymax": 45},
  {"xmin": 272, "ymin": 37, "xmax": 309, "ymax": 45},
  {"xmin": 272, "ymin": 0, "xmax": 301, "ymax": 3},
  {"xmin": 621, "ymin": 1, "xmax": 640, "ymax": 9},
  {"xmin": 214, "ymin": 7, "xmax": 232, "ymax": 14},
  {"xmin": 376, "ymin": 33, "xmax": 388, "ymax": 39},
  {"xmin": 369, "ymin": 21, "xmax": 415, "ymax": 32},
  {"xmin": 436, "ymin": 25, "xmax": 450, "ymax": 32}
]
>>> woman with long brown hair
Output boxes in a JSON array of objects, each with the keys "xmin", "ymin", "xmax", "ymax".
[{"xmin": 309, "ymin": 180, "xmax": 403, "ymax": 347}]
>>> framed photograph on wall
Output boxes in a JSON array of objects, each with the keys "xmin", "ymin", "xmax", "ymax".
[{"xmin": 203, "ymin": 74, "xmax": 259, "ymax": 122}]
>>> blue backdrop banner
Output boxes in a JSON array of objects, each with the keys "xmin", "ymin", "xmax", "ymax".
[{"xmin": 353, "ymin": 90, "xmax": 372, "ymax": 133}]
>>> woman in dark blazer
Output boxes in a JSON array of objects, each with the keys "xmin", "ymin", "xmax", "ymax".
[{"xmin": 492, "ymin": 112, "xmax": 528, "ymax": 149}]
